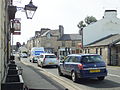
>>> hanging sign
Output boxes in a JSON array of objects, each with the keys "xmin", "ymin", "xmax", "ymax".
[
  {"xmin": 13, "ymin": 32, "xmax": 21, "ymax": 35},
  {"xmin": 13, "ymin": 19, "xmax": 21, "ymax": 31}
]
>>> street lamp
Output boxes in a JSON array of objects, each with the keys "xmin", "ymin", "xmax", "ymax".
[{"xmin": 24, "ymin": 0, "xmax": 37, "ymax": 19}]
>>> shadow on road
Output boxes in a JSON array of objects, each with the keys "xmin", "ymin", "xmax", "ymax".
[{"xmin": 63, "ymin": 75, "xmax": 120, "ymax": 89}]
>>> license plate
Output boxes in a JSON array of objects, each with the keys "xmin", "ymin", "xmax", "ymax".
[
  {"xmin": 90, "ymin": 69, "xmax": 100, "ymax": 73},
  {"xmin": 49, "ymin": 62, "xmax": 54, "ymax": 64}
]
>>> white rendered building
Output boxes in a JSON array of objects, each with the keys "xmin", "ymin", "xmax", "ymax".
[{"xmin": 83, "ymin": 10, "xmax": 120, "ymax": 45}]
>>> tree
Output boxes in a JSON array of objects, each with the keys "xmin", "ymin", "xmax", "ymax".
[
  {"xmin": 84, "ymin": 16, "xmax": 97, "ymax": 25},
  {"xmin": 77, "ymin": 16, "xmax": 97, "ymax": 49},
  {"xmin": 77, "ymin": 21, "xmax": 86, "ymax": 29},
  {"xmin": 77, "ymin": 16, "xmax": 97, "ymax": 29}
]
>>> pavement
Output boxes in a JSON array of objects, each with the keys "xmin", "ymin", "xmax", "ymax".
[{"xmin": 15, "ymin": 57, "xmax": 66, "ymax": 90}]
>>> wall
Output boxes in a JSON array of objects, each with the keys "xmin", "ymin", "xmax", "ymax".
[
  {"xmin": 41, "ymin": 36, "xmax": 60, "ymax": 53},
  {"xmin": 0, "ymin": 0, "xmax": 9, "ymax": 89},
  {"xmin": 84, "ymin": 46, "xmax": 109, "ymax": 64}
]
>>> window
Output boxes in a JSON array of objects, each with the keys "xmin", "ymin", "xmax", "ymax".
[
  {"xmin": 96, "ymin": 48, "xmax": 98, "ymax": 54},
  {"xmin": 84, "ymin": 49, "xmax": 87, "ymax": 53},
  {"xmin": 40, "ymin": 55, "xmax": 44, "ymax": 58},
  {"xmin": 100, "ymin": 48, "xmax": 102, "ymax": 55},
  {"xmin": 72, "ymin": 41, "xmax": 75, "ymax": 47},
  {"xmin": 67, "ymin": 56, "xmax": 80, "ymax": 62},
  {"xmin": 88, "ymin": 49, "xmax": 90, "ymax": 53},
  {"xmin": 64, "ymin": 56, "xmax": 71, "ymax": 62},
  {"xmin": 62, "ymin": 41, "xmax": 65, "ymax": 47},
  {"xmin": 45, "ymin": 55, "xmax": 56, "ymax": 58},
  {"xmin": 81, "ymin": 55, "xmax": 103, "ymax": 63}
]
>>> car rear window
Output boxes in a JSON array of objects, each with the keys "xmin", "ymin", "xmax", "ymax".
[
  {"xmin": 45, "ymin": 55, "xmax": 56, "ymax": 58},
  {"xmin": 81, "ymin": 55, "xmax": 103, "ymax": 63}
]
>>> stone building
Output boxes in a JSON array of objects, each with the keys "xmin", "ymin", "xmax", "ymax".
[
  {"xmin": 84, "ymin": 34, "xmax": 120, "ymax": 66},
  {"xmin": 58, "ymin": 34, "xmax": 82, "ymax": 55},
  {"xmin": 0, "ymin": 0, "xmax": 16, "ymax": 89},
  {"xmin": 27, "ymin": 25, "xmax": 82, "ymax": 56}
]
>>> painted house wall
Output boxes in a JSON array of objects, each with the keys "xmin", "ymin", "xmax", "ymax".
[{"xmin": 83, "ymin": 10, "xmax": 120, "ymax": 45}]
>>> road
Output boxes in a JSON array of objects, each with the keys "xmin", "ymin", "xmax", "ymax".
[{"xmin": 21, "ymin": 57, "xmax": 120, "ymax": 90}]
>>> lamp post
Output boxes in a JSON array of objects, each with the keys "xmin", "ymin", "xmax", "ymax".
[{"xmin": 24, "ymin": 0, "xmax": 37, "ymax": 19}]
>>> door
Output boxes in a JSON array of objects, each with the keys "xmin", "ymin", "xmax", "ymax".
[{"xmin": 60, "ymin": 56, "xmax": 71, "ymax": 74}]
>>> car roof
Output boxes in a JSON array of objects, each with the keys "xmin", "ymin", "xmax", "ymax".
[{"xmin": 68, "ymin": 54, "xmax": 100, "ymax": 57}]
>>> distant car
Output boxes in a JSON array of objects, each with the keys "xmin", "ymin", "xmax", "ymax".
[
  {"xmin": 30, "ymin": 56, "xmax": 39, "ymax": 63},
  {"xmin": 20, "ymin": 53, "xmax": 27, "ymax": 58},
  {"xmin": 58, "ymin": 54, "xmax": 107, "ymax": 82},
  {"xmin": 37, "ymin": 53, "xmax": 59, "ymax": 68}
]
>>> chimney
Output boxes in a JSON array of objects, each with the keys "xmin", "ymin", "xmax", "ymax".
[
  {"xmin": 59, "ymin": 25, "xmax": 64, "ymax": 37},
  {"xmin": 104, "ymin": 10, "xmax": 117, "ymax": 18}
]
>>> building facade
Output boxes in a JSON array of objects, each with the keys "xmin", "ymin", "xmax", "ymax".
[
  {"xmin": 27, "ymin": 25, "xmax": 82, "ymax": 56},
  {"xmin": 0, "ymin": 0, "xmax": 15, "ymax": 89},
  {"xmin": 84, "ymin": 34, "xmax": 120, "ymax": 66},
  {"xmin": 83, "ymin": 10, "xmax": 120, "ymax": 45}
]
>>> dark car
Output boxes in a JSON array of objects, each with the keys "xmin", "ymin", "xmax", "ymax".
[
  {"xmin": 20, "ymin": 53, "xmax": 27, "ymax": 58},
  {"xmin": 30, "ymin": 56, "xmax": 39, "ymax": 63},
  {"xmin": 58, "ymin": 54, "xmax": 107, "ymax": 82}
]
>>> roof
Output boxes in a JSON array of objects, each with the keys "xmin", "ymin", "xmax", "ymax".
[
  {"xmin": 85, "ymin": 34, "xmax": 120, "ymax": 47},
  {"xmin": 41, "ymin": 30, "xmax": 59, "ymax": 37},
  {"xmin": 58, "ymin": 34, "xmax": 81, "ymax": 41}
]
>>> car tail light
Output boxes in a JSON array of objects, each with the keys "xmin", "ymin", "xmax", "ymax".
[{"xmin": 78, "ymin": 64, "xmax": 84, "ymax": 70}]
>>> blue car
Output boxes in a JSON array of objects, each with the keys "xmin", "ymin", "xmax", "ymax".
[{"xmin": 58, "ymin": 54, "xmax": 107, "ymax": 82}]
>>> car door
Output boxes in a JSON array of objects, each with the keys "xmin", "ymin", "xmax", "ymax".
[
  {"xmin": 65, "ymin": 56, "xmax": 78, "ymax": 76},
  {"xmin": 60, "ymin": 56, "xmax": 71, "ymax": 74}
]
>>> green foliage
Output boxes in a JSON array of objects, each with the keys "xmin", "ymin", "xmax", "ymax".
[
  {"xmin": 85, "ymin": 16, "xmax": 97, "ymax": 25},
  {"xmin": 77, "ymin": 21, "xmax": 86, "ymax": 29},
  {"xmin": 77, "ymin": 16, "xmax": 97, "ymax": 29}
]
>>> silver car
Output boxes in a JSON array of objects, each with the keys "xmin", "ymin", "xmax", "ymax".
[{"xmin": 37, "ymin": 53, "xmax": 59, "ymax": 68}]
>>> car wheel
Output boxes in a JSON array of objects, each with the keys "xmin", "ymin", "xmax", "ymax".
[
  {"xmin": 58, "ymin": 67, "xmax": 63, "ymax": 76},
  {"xmin": 97, "ymin": 76, "xmax": 105, "ymax": 81},
  {"xmin": 71, "ymin": 71, "xmax": 78, "ymax": 82}
]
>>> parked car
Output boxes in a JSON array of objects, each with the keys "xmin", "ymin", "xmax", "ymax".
[
  {"xmin": 58, "ymin": 54, "xmax": 107, "ymax": 82},
  {"xmin": 20, "ymin": 53, "xmax": 27, "ymax": 58},
  {"xmin": 37, "ymin": 53, "xmax": 59, "ymax": 68},
  {"xmin": 30, "ymin": 56, "xmax": 39, "ymax": 63}
]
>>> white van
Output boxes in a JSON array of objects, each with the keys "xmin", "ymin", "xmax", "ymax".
[{"xmin": 30, "ymin": 47, "xmax": 45, "ymax": 63}]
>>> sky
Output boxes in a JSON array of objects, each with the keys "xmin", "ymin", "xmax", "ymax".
[{"xmin": 13, "ymin": 0, "xmax": 120, "ymax": 45}]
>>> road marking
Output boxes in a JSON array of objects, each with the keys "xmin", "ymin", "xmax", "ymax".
[{"xmin": 108, "ymin": 73, "xmax": 120, "ymax": 78}]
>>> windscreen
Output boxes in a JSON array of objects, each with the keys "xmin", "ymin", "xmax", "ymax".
[
  {"xmin": 81, "ymin": 55, "xmax": 104, "ymax": 63},
  {"xmin": 45, "ymin": 55, "xmax": 56, "ymax": 58}
]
